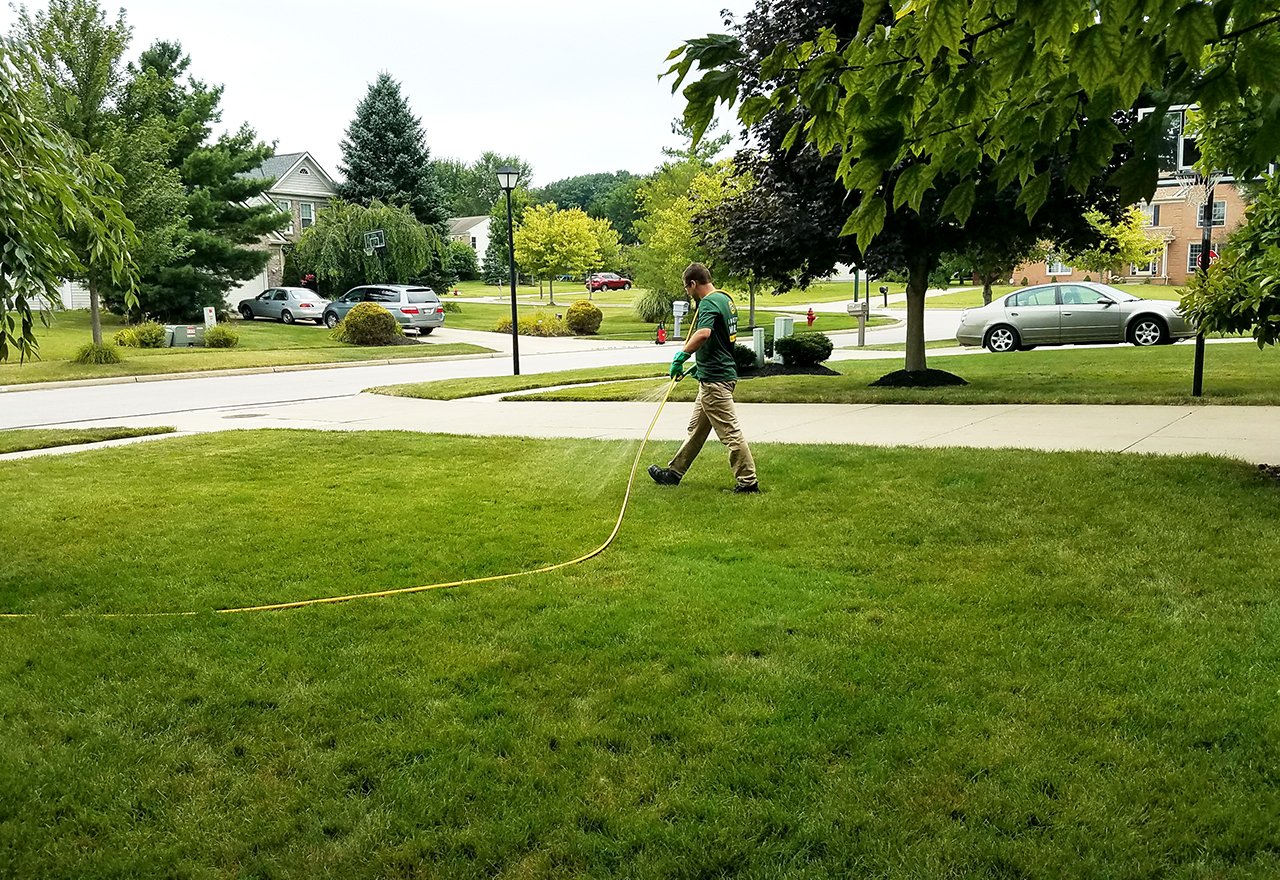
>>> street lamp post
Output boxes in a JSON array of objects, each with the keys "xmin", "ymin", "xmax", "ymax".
[
  {"xmin": 1192, "ymin": 180, "xmax": 1215, "ymax": 397},
  {"xmin": 496, "ymin": 166, "xmax": 521, "ymax": 375}
]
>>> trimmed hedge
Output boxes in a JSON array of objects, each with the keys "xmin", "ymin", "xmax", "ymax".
[
  {"xmin": 203, "ymin": 325, "xmax": 240, "ymax": 348},
  {"xmin": 566, "ymin": 300, "xmax": 603, "ymax": 335},
  {"xmin": 112, "ymin": 321, "xmax": 166, "ymax": 348},
  {"xmin": 331, "ymin": 303, "xmax": 403, "ymax": 346},
  {"xmin": 775, "ymin": 332, "xmax": 833, "ymax": 366}
]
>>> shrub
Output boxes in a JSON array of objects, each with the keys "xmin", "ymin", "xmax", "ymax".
[
  {"xmin": 331, "ymin": 302, "xmax": 404, "ymax": 346},
  {"xmin": 775, "ymin": 332, "xmax": 833, "ymax": 367},
  {"xmin": 203, "ymin": 325, "xmax": 240, "ymax": 349},
  {"xmin": 633, "ymin": 289, "xmax": 676, "ymax": 323},
  {"xmin": 72, "ymin": 342, "xmax": 121, "ymax": 364},
  {"xmin": 1020, "ymin": 277, "xmax": 1030, "ymax": 286},
  {"xmin": 442, "ymin": 300, "xmax": 462, "ymax": 313},
  {"xmin": 111, "ymin": 320, "xmax": 166, "ymax": 348},
  {"xmin": 566, "ymin": 300, "xmax": 603, "ymax": 335},
  {"xmin": 733, "ymin": 343, "xmax": 759, "ymax": 373},
  {"xmin": 495, "ymin": 311, "xmax": 571, "ymax": 337}
]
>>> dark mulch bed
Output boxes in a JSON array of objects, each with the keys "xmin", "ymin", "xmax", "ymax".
[
  {"xmin": 741, "ymin": 363, "xmax": 841, "ymax": 379},
  {"xmin": 869, "ymin": 368, "xmax": 968, "ymax": 387},
  {"xmin": 1259, "ymin": 464, "xmax": 1280, "ymax": 485}
]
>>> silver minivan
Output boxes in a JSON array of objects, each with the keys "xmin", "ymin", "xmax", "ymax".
[{"xmin": 322, "ymin": 285, "xmax": 446, "ymax": 335}]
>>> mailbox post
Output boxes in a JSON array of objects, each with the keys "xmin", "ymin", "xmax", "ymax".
[
  {"xmin": 672, "ymin": 299, "xmax": 689, "ymax": 340},
  {"xmin": 848, "ymin": 298, "xmax": 871, "ymax": 347}
]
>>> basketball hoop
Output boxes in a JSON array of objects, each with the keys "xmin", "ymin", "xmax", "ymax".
[{"xmin": 1172, "ymin": 169, "xmax": 1225, "ymax": 211}]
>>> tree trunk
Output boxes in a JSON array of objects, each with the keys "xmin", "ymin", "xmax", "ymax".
[
  {"xmin": 89, "ymin": 279, "xmax": 103, "ymax": 347},
  {"xmin": 982, "ymin": 275, "xmax": 994, "ymax": 305},
  {"xmin": 904, "ymin": 256, "xmax": 930, "ymax": 373},
  {"xmin": 539, "ymin": 278, "xmax": 544, "ymax": 300},
  {"xmin": 548, "ymin": 277, "xmax": 556, "ymax": 306}
]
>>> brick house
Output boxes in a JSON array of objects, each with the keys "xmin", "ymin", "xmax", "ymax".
[
  {"xmin": 226, "ymin": 151, "xmax": 340, "ymax": 306},
  {"xmin": 1016, "ymin": 106, "xmax": 1251, "ymax": 288}
]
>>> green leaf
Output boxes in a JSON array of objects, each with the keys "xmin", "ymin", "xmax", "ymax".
[
  {"xmin": 739, "ymin": 96, "xmax": 773, "ymax": 127},
  {"xmin": 1073, "ymin": 25, "xmax": 1124, "ymax": 97},
  {"xmin": 891, "ymin": 162, "xmax": 935, "ymax": 212},
  {"xmin": 859, "ymin": 0, "xmax": 889, "ymax": 36},
  {"xmin": 1107, "ymin": 154, "xmax": 1160, "ymax": 206},
  {"xmin": 1165, "ymin": 2, "xmax": 1216, "ymax": 67},
  {"xmin": 940, "ymin": 179, "xmax": 976, "ymax": 224},
  {"xmin": 1015, "ymin": 172, "xmax": 1051, "ymax": 220},
  {"xmin": 917, "ymin": 0, "xmax": 965, "ymax": 63},
  {"xmin": 842, "ymin": 195, "xmax": 887, "ymax": 253}
]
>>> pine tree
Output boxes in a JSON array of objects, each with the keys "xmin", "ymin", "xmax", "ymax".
[
  {"xmin": 104, "ymin": 42, "xmax": 285, "ymax": 320},
  {"xmin": 339, "ymin": 73, "xmax": 446, "ymax": 228}
]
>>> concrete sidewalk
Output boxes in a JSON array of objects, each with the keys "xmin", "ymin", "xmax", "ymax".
[{"xmin": 5, "ymin": 393, "xmax": 1276, "ymax": 464}]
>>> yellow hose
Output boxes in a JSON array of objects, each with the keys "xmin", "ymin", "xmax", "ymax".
[{"xmin": 1, "ymin": 375, "xmax": 681, "ymax": 620}]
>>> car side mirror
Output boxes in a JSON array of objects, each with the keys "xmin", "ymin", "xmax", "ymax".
[{"xmin": 1098, "ymin": 298, "xmax": 1115, "ymax": 306}]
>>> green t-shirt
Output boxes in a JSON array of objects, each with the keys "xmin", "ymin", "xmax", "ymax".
[{"xmin": 692, "ymin": 290, "xmax": 738, "ymax": 383}]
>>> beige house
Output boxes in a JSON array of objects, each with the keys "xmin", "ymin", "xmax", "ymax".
[{"xmin": 227, "ymin": 152, "xmax": 340, "ymax": 306}]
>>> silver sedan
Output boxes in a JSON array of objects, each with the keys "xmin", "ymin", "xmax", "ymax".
[
  {"xmin": 956, "ymin": 282, "xmax": 1196, "ymax": 352},
  {"xmin": 239, "ymin": 287, "xmax": 331, "ymax": 325}
]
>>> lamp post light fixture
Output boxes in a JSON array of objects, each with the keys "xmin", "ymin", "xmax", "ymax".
[{"xmin": 496, "ymin": 166, "xmax": 521, "ymax": 375}]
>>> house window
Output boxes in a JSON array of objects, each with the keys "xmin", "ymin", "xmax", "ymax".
[
  {"xmin": 470, "ymin": 236, "xmax": 477, "ymax": 249},
  {"xmin": 300, "ymin": 202, "xmax": 314, "ymax": 230},
  {"xmin": 1046, "ymin": 259, "xmax": 1072, "ymax": 276},
  {"xmin": 1131, "ymin": 259, "xmax": 1158, "ymax": 276},
  {"xmin": 298, "ymin": 167, "xmax": 311, "ymax": 175},
  {"xmin": 1138, "ymin": 201, "xmax": 1160, "ymax": 226},
  {"xmin": 275, "ymin": 199, "xmax": 293, "ymax": 235},
  {"xmin": 1195, "ymin": 200, "xmax": 1226, "ymax": 228}
]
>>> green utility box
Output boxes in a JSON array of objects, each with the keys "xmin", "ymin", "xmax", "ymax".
[{"xmin": 167, "ymin": 325, "xmax": 205, "ymax": 347}]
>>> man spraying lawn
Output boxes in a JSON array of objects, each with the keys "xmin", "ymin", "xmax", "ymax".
[{"xmin": 648, "ymin": 263, "xmax": 760, "ymax": 494}]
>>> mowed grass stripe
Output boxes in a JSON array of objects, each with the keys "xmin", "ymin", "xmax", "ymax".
[{"xmin": 0, "ymin": 431, "xmax": 1277, "ymax": 877}]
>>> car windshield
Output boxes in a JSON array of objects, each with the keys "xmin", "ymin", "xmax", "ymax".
[
  {"xmin": 1089, "ymin": 284, "xmax": 1139, "ymax": 302},
  {"xmin": 406, "ymin": 289, "xmax": 438, "ymax": 304}
]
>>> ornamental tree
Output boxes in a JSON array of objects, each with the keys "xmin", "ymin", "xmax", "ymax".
[
  {"xmin": 1066, "ymin": 207, "xmax": 1165, "ymax": 281},
  {"xmin": 513, "ymin": 205, "xmax": 601, "ymax": 305},
  {"xmin": 291, "ymin": 200, "xmax": 446, "ymax": 297},
  {"xmin": 340, "ymin": 73, "xmax": 447, "ymax": 228}
]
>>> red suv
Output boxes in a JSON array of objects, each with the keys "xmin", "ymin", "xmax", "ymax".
[{"xmin": 587, "ymin": 272, "xmax": 632, "ymax": 293}]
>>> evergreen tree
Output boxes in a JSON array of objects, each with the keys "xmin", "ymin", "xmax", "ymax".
[
  {"xmin": 339, "ymin": 73, "xmax": 446, "ymax": 228},
  {"xmin": 104, "ymin": 42, "xmax": 285, "ymax": 320}
]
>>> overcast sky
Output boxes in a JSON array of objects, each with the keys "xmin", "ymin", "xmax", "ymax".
[{"xmin": 3, "ymin": 0, "xmax": 752, "ymax": 186}]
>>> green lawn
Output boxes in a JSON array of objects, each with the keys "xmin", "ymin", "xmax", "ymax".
[
  {"xmin": 1, "ymin": 431, "xmax": 1277, "ymax": 877},
  {"xmin": 518, "ymin": 341, "xmax": 1280, "ymax": 406},
  {"xmin": 442, "ymin": 300, "xmax": 895, "ymax": 341},
  {"xmin": 0, "ymin": 311, "xmax": 492, "ymax": 386},
  {"xmin": 0, "ymin": 426, "xmax": 174, "ymax": 454},
  {"xmin": 368, "ymin": 364, "xmax": 669, "ymax": 400}
]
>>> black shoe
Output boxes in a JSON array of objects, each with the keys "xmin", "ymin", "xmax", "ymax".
[
  {"xmin": 732, "ymin": 482, "xmax": 761, "ymax": 494},
  {"xmin": 648, "ymin": 465, "xmax": 681, "ymax": 486}
]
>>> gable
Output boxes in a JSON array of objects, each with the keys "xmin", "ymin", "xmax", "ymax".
[{"xmin": 267, "ymin": 155, "xmax": 339, "ymax": 199}]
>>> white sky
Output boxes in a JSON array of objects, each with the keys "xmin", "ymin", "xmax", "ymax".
[{"xmin": 3, "ymin": 0, "xmax": 751, "ymax": 186}]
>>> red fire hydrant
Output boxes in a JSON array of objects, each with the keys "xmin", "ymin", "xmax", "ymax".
[
  {"xmin": 806, "ymin": 307, "xmax": 816, "ymax": 327},
  {"xmin": 655, "ymin": 324, "xmax": 667, "ymax": 345}
]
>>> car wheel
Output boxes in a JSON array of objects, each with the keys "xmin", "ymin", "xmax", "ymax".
[
  {"xmin": 239, "ymin": 305, "xmax": 254, "ymax": 320},
  {"xmin": 1129, "ymin": 317, "xmax": 1167, "ymax": 346},
  {"xmin": 985, "ymin": 325, "xmax": 1020, "ymax": 353},
  {"xmin": 281, "ymin": 310, "xmax": 295, "ymax": 325},
  {"xmin": 324, "ymin": 312, "xmax": 340, "ymax": 329},
  {"xmin": 623, "ymin": 282, "xmax": 631, "ymax": 290},
  {"xmin": 419, "ymin": 327, "xmax": 433, "ymax": 336}
]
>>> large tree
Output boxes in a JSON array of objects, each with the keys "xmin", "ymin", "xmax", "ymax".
[
  {"xmin": 482, "ymin": 186, "xmax": 534, "ymax": 285},
  {"xmin": 340, "ymin": 73, "xmax": 447, "ymax": 228},
  {"xmin": 0, "ymin": 36, "xmax": 137, "ymax": 362},
  {"xmin": 104, "ymin": 42, "xmax": 283, "ymax": 320},
  {"xmin": 670, "ymin": 1, "xmax": 1280, "ymax": 244},
  {"xmin": 670, "ymin": 0, "xmax": 1121, "ymax": 373},
  {"xmin": 433, "ymin": 152, "xmax": 534, "ymax": 218}
]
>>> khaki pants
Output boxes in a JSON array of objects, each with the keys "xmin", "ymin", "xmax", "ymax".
[{"xmin": 668, "ymin": 380, "xmax": 757, "ymax": 486}]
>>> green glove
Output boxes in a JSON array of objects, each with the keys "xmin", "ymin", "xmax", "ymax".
[{"xmin": 669, "ymin": 351, "xmax": 690, "ymax": 379}]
